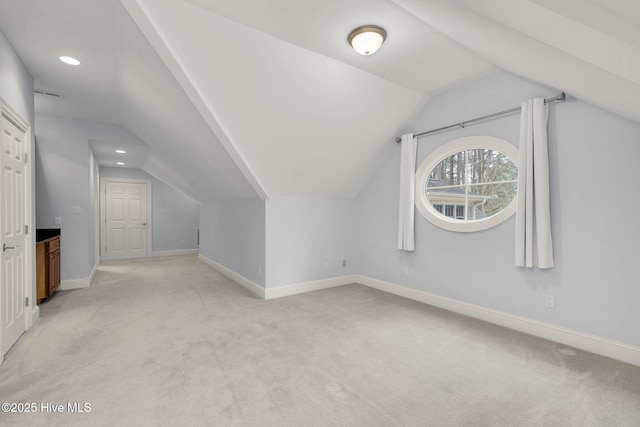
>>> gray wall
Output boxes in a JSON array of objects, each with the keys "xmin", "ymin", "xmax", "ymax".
[
  {"xmin": 356, "ymin": 71, "xmax": 640, "ymax": 347},
  {"xmin": 0, "ymin": 28, "xmax": 36, "ymax": 308},
  {"xmin": 89, "ymin": 149, "xmax": 99, "ymax": 267},
  {"xmin": 91, "ymin": 150, "xmax": 100, "ymax": 266},
  {"xmin": 199, "ymin": 199, "xmax": 266, "ymax": 286},
  {"xmin": 198, "ymin": 197, "xmax": 356, "ymax": 288},
  {"xmin": 265, "ymin": 198, "xmax": 355, "ymax": 287},
  {"xmin": 100, "ymin": 167, "xmax": 200, "ymax": 252},
  {"xmin": 0, "ymin": 29, "xmax": 33, "ymax": 126}
]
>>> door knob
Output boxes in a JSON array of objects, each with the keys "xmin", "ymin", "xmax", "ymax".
[{"xmin": 3, "ymin": 243, "xmax": 16, "ymax": 252}]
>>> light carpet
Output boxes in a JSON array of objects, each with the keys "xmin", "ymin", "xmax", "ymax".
[{"xmin": 1, "ymin": 255, "xmax": 639, "ymax": 426}]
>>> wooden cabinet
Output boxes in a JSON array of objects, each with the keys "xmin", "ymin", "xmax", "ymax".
[
  {"xmin": 36, "ymin": 236, "xmax": 61, "ymax": 304},
  {"xmin": 36, "ymin": 243, "xmax": 46, "ymax": 303}
]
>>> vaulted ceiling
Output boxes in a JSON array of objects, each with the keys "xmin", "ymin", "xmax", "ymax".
[{"xmin": 0, "ymin": 0, "xmax": 638, "ymax": 202}]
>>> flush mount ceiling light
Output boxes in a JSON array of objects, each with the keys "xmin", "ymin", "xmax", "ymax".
[
  {"xmin": 59, "ymin": 55, "xmax": 80, "ymax": 66},
  {"xmin": 116, "ymin": 162, "xmax": 125, "ymax": 166},
  {"xmin": 115, "ymin": 150, "xmax": 126, "ymax": 154},
  {"xmin": 348, "ymin": 25, "xmax": 386, "ymax": 56}
]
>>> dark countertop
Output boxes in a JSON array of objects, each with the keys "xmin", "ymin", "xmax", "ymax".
[{"xmin": 36, "ymin": 228, "xmax": 61, "ymax": 243}]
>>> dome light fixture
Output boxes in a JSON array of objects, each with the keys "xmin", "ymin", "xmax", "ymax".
[{"xmin": 348, "ymin": 25, "xmax": 386, "ymax": 56}]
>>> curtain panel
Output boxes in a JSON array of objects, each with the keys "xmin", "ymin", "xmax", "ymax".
[
  {"xmin": 515, "ymin": 98, "xmax": 554, "ymax": 268},
  {"xmin": 398, "ymin": 133, "xmax": 417, "ymax": 251}
]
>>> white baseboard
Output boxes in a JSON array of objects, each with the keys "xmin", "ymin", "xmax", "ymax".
[
  {"xmin": 354, "ymin": 274, "xmax": 640, "ymax": 367},
  {"xmin": 197, "ymin": 256, "xmax": 355, "ymax": 300},
  {"xmin": 198, "ymin": 254, "xmax": 265, "ymax": 298},
  {"xmin": 30, "ymin": 305, "xmax": 40, "ymax": 328},
  {"xmin": 152, "ymin": 249, "xmax": 199, "ymax": 257},
  {"xmin": 265, "ymin": 275, "xmax": 358, "ymax": 300},
  {"xmin": 59, "ymin": 278, "xmax": 90, "ymax": 291},
  {"xmin": 58, "ymin": 263, "xmax": 97, "ymax": 291},
  {"xmin": 89, "ymin": 263, "xmax": 97, "ymax": 286}
]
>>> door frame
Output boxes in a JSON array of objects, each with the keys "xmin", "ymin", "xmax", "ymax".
[
  {"xmin": 99, "ymin": 177, "xmax": 152, "ymax": 261},
  {"xmin": 0, "ymin": 98, "xmax": 34, "ymax": 363}
]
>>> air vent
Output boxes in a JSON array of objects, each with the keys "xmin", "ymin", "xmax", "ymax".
[{"xmin": 34, "ymin": 89, "xmax": 63, "ymax": 98}]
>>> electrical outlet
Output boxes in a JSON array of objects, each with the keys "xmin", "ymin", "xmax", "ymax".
[
  {"xmin": 322, "ymin": 262, "xmax": 328, "ymax": 269},
  {"xmin": 54, "ymin": 217, "xmax": 62, "ymax": 225},
  {"xmin": 545, "ymin": 295, "xmax": 555, "ymax": 309},
  {"xmin": 403, "ymin": 267, "xmax": 409, "ymax": 277}
]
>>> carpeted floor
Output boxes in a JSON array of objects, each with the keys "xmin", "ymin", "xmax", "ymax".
[{"xmin": 1, "ymin": 255, "xmax": 639, "ymax": 426}]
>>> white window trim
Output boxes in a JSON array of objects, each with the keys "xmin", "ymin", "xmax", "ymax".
[{"xmin": 415, "ymin": 136, "xmax": 519, "ymax": 233}]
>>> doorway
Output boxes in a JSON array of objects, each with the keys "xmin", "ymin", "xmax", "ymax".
[
  {"xmin": 1, "ymin": 105, "xmax": 32, "ymax": 360},
  {"xmin": 100, "ymin": 178, "xmax": 152, "ymax": 260}
]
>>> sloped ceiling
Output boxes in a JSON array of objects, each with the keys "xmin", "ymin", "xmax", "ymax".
[
  {"xmin": 392, "ymin": 0, "xmax": 640, "ymax": 124},
  {"xmin": 1, "ymin": 0, "xmax": 638, "ymax": 202},
  {"xmin": 113, "ymin": 4, "xmax": 258, "ymax": 201},
  {"xmin": 123, "ymin": 0, "xmax": 427, "ymax": 198}
]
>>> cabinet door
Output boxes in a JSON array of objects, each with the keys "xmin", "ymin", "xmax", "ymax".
[
  {"xmin": 36, "ymin": 243, "xmax": 47, "ymax": 303},
  {"xmin": 48, "ymin": 250, "xmax": 60, "ymax": 293}
]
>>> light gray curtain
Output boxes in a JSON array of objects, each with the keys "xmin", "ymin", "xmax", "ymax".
[
  {"xmin": 515, "ymin": 98, "xmax": 554, "ymax": 268},
  {"xmin": 398, "ymin": 133, "xmax": 417, "ymax": 251}
]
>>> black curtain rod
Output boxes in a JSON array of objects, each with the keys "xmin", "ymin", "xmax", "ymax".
[{"xmin": 396, "ymin": 92, "xmax": 566, "ymax": 143}]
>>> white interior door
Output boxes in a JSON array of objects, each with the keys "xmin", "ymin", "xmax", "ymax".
[
  {"xmin": 102, "ymin": 179, "xmax": 151, "ymax": 260},
  {"xmin": 1, "ymin": 112, "xmax": 28, "ymax": 356}
]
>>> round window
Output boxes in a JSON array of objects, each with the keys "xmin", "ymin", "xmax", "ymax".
[{"xmin": 415, "ymin": 136, "xmax": 519, "ymax": 232}]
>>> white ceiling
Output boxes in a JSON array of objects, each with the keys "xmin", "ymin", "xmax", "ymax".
[
  {"xmin": 179, "ymin": 0, "xmax": 493, "ymax": 94},
  {"xmin": 0, "ymin": 0, "xmax": 638, "ymax": 202},
  {"xmin": 1, "ymin": 0, "xmax": 120, "ymax": 124},
  {"xmin": 392, "ymin": 0, "xmax": 640, "ymax": 124}
]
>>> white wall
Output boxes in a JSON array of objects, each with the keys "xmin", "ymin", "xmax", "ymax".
[
  {"xmin": 100, "ymin": 167, "xmax": 200, "ymax": 252},
  {"xmin": 0, "ymin": 28, "xmax": 35, "ymax": 310},
  {"xmin": 265, "ymin": 198, "xmax": 355, "ymax": 287},
  {"xmin": 356, "ymin": 71, "xmax": 640, "ymax": 347},
  {"xmin": 199, "ymin": 199, "xmax": 266, "ymax": 286}
]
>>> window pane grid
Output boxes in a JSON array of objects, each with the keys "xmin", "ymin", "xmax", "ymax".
[{"xmin": 426, "ymin": 148, "xmax": 518, "ymax": 224}]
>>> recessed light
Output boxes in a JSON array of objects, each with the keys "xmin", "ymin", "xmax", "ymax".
[
  {"xmin": 116, "ymin": 162, "xmax": 125, "ymax": 166},
  {"xmin": 59, "ymin": 56, "xmax": 80, "ymax": 66},
  {"xmin": 115, "ymin": 150, "xmax": 126, "ymax": 154}
]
